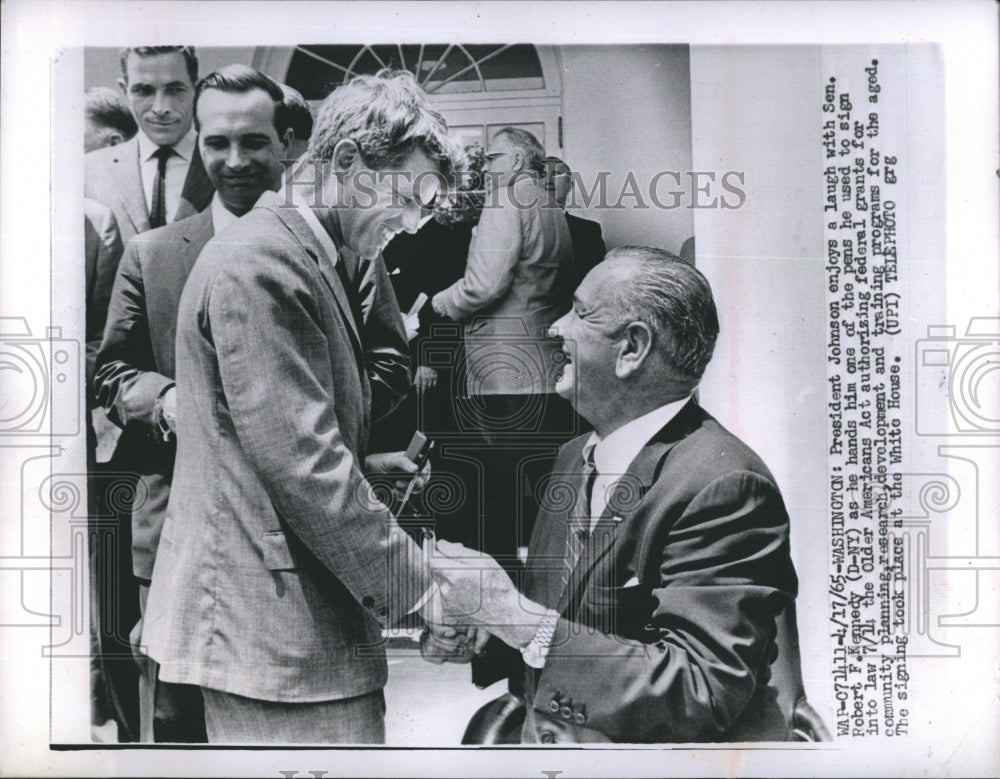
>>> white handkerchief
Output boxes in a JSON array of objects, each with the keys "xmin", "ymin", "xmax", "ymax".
[{"xmin": 622, "ymin": 576, "xmax": 640, "ymax": 588}]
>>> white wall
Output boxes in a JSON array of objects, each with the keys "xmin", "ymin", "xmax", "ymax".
[
  {"xmin": 560, "ymin": 45, "xmax": 694, "ymax": 256},
  {"xmin": 690, "ymin": 45, "xmax": 831, "ymax": 719}
]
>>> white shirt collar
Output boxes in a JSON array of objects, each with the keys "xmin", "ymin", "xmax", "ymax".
[
  {"xmin": 583, "ymin": 395, "xmax": 692, "ymax": 477},
  {"xmin": 137, "ymin": 125, "xmax": 197, "ymax": 162},
  {"xmin": 209, "ymin": 193, "xmax": 240, "ymax": 234},
  {"xmin": 284, "ymin": 187, "xmax": 341, "ymax": 268}
]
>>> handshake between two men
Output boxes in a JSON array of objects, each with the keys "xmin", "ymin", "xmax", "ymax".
[
  {"xmin": 370, "ymin": 434, "xmax": 550, "ymax": 668},
  {"xmin": 418, "ymin": 538, "xmax": 549, "ymax": 666}
]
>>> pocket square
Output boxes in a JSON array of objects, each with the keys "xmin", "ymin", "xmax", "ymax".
[{"xmin": 622, "ymin": 576, "xmax": 640, "ymax": 588}]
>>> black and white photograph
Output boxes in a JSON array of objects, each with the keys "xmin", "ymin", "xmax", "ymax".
[{"xmin": 0, "ymin": 1, "xmax": 997, "ymax": 776}]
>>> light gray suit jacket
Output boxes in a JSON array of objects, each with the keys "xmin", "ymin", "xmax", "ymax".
[
  {"xmin": 84, "ymin": 135, "xmax": 213, "ymax": 245},
  {"xmin": 434, "ymin": 177, "xmax": 575, "ymax": 396},
  {"xmin": 142, "ymin": 192, "xmax": 428, "ymax": 702}
]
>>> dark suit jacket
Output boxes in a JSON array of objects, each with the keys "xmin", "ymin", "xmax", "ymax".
[
  {"xmin": 370, "ymin": 219, "xmax": 472, "ymax": 453},
  {"xmin": 142, "ymin": 191, "xmax": 429, "ymax": 702},
  {"xmin": 85, "ymin": 135, "xmax": 214, "ymax": 246},
  {"xmin": 85, "ymin": 199, "xmax": 127, "ymax": 464},
  {"xmin": 481, "ymin": 400, "xmax": 798, "ymax": 743},
  {"xmin": 382, "ymin": 218, "xmax": 472, "ymax": 347},
  {"xmin": 94, "ymin": 209, "xmax": 215, "ymax": 580},
  {"xmin": 85, "ymin": 199, "xmax": 124, "ymax": 388},
  {"xmin": 565, "ymin": 212, "xmax": 605, "ymax": 287}
]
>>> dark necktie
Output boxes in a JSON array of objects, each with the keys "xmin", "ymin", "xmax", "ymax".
[
  {"xmin": 332, "ymin": 255, "xmax": 364, "ymax": 332},
  {"xmin": 149, "ymin": 146, "xmax": 173, "ymax": 229}
]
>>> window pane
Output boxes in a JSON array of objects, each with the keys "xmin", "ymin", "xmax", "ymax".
[
  {"xmin": 286, "ymin": 43, "xmax": 546, "ymax": 99},
  {"xmin": 474, "ymin": 44, "xmax": 544, "ymax": 91}
]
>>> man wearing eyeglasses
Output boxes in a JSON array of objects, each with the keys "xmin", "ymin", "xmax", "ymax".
[{"xmin": 432, "ymin": 127, "xmax": 578, "ymax": 571}]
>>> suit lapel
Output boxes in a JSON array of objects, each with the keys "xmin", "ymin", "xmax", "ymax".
[
  {"xmin": 175, "ymin": 147, "xmax": 214, "ymax": 222},
  {"xmin": 524, "ymin": 436, "xmax": 589, "ymax": 611},
  {"xmin": 556, "ymin": 400, "xmax": 705, "ymax": 616},
  {"xmin": 261, "ymin": 194, "xmax": 365, "ymax": 364},
  {"xmin": 179, "ymin": 209, "xmax": 215, "ymax": 277},
  {"xmin": 112, "ymin": 139, "xmax": 151, "ymax": 236}
]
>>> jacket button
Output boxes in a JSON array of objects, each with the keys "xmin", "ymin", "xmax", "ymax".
[
  {"xmin": 362, "ymin": 596, "xmax": 375, "ymax": 608},
  {"xmin": 548, "ymin": 699, "xmax": 560, "ymax": 713},
  {"xmin": 540, "ymin": 730, "xmax": 556, "ymax": 744},
  {"xmin": 560, "ymin": 705, "xmax": 573, "ymax": 719},
  {"xmin": 573, "ymin": 712, "xmax": 586, "ymax": 725}
]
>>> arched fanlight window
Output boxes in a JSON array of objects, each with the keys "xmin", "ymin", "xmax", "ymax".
[{"xmin": 286, "ymin": 44, "xmax": 545, "ymax": 100}]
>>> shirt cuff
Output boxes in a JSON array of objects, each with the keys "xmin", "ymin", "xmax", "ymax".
[
  {"xmin": 519, "ymin": 609, "xmax": 561, "ymax": 669},
  {"xmin": 153, "ymin": 382, "xmax": 176, "ymax": 441},
  {"xmin": 409, "ymin": 582, "xmax": 437, "ymax": 615}
]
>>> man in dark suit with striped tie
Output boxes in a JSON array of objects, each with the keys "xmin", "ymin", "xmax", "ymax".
[{"xmin": 427, "ymin": 247, "xmax": 798, "ymax": 743}]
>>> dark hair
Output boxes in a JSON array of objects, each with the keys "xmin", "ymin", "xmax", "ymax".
[
  {"xmin": 119, "ymin": 46, "xmax": 198, "ymax": 86},
  {"xmin": 309, "ymin": 69, "xmax": 454, "ymax": 176},
  {"xmin": 84, "ymin": 87, "xmax": 138, "ymax": 139},
  {"xmin": 604, "ymin": 246, "xmax": 720, "ymax": 384},
  {"xmin": 194, "ymin": 65, "xmax": 291, "ymax": 138},
  {"xmin": 280, "ymin": 84, "xmax": 313, "ymax": 141}
]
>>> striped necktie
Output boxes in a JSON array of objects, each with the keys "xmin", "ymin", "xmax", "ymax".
[{"xmin": 560, "ymin": 443, "xmax": 597, "ymax": 592}]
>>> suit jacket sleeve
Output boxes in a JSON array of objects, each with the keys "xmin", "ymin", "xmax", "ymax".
[
  {"xmin": 94, "ymin": 238, "xmax": 174, "ymax": 430},
  {"xmin": 205, "ymin": 242, "xmax": 428, "ymax": 621},
  {"xmin": 356, "ymin": 253, "xmax": 411, "ymax": 423},
  {"xmin": 85, "ymin": 202, "xmax": 125, "ymax": 393},
  {"xmin": 535, "ymin": 470, "xmax": 796, "ymax": 742},
  {"xmin": 433, "ymin": 187, "xmax": 522, "ymax": 322}
]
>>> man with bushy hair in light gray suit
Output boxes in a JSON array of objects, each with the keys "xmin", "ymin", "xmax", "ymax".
[{"xmin": 142, "ymin": 70, "xmax": 456, "ymax": 744}]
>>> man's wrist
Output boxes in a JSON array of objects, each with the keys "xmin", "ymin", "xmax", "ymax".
[
  {"xmin": 518, "ymin": 609, "xmax": 560, "ymax": 669},
  {"xmin": 153, "ymin": 383, "xmax": 177, "ymax": 439}
]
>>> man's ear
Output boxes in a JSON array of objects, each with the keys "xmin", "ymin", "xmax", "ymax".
[
  {"xmin": 279, "ymin": 128, "xmax": 294, "ymax": 157},
  {"xmin": 332, "ymin": 138, "xmax": 360, "ymax": 172},
  {"xmin": 615, "ymin": 322, "xmax": 653, "ymax": 379},
  {"xmin": 108, "ymin": 131, "xmax": 125, "ymax": 147},
  {"xmin": 117, "ymin": 78, "xmax": 128, "ymax": 97}
]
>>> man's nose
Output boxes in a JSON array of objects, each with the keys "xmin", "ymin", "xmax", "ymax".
[
  {"xmin": 227, "ymin": 146, "xmax": 249, "ymax": 170},
  {"xmin": 151, "ymin": 89, "xmax": 171, "ymax": 114},
  {"xmin": 401, "ymin": 200, "xmax": 422, "ymax": 234}
]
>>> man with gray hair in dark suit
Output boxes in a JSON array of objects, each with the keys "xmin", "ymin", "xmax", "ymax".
[{"xmin": 430, "ymin": 247, "xmax": 798, "ymax": 744}]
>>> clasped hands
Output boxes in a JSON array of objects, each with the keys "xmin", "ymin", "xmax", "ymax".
[{"xmin": 417, "ymin": 539, "xmax": 546, "ymax": 665}]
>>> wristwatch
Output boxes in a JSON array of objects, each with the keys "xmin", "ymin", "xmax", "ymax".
[{"xmin": 519, "ymin": 611, "xmax": 560, "ymax": 669}]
